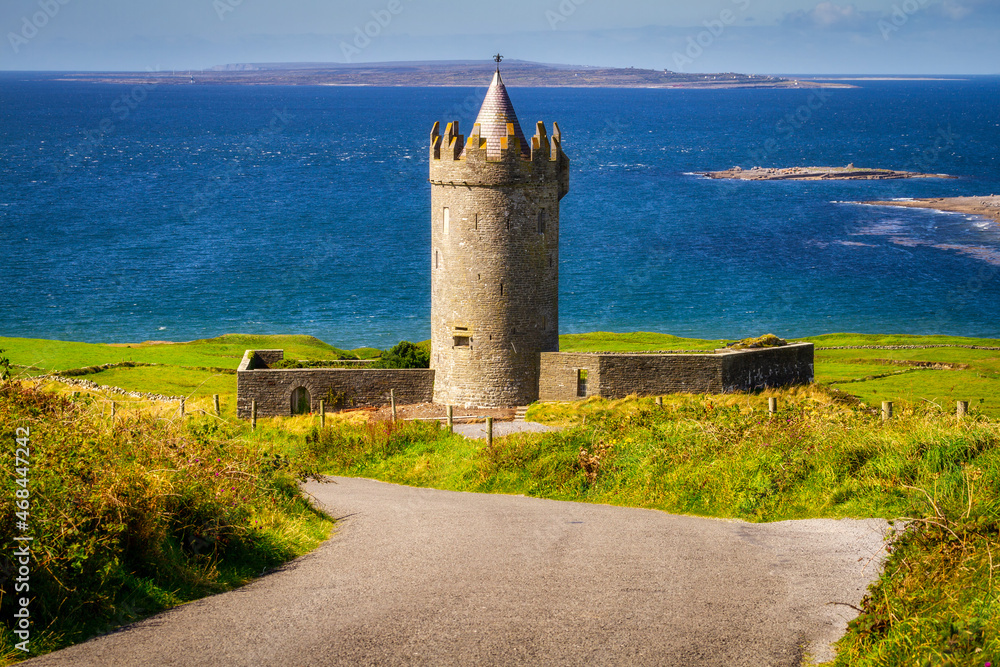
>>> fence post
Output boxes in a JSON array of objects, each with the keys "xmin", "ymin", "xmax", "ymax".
[
  {"xmin": 111, "ymin": 402, "xmax": 116, "ymax": 419},
  {"xmin": 486, "ymin": 417, "xmax": 494, "ymax": 449},
  {"xmin": 390, "ymin": 389, "xmax": 397, "ymax": 423},
  {"xmin": 214, "ymin": 394, "xmax": 221, "ymax": 417},
  {"xmin": 447, "ymin": 405, "xmax": 454, "ymax": 433},
  {"xmin": 251, "ymin": 399, "xmax": 257, "ymax": 431},
  {"xmin": 179, "ymin": 397, "xmax": 185, "ymax": 418},
  {"xmin": 320, "ymin": 400, "xmax": 326, "ymax": 429},
  {"xmin": 655, "ymin": 396, "xmax": 663, "ymax": 408},
  {"xmin": 768, "ymin": 397, "xmax": 778, "ymax": 415},
  {"xmin": 882, "ymin": 401, "xmax": 893, "ymax": 422},
  {"xmin": 957, "ymin": 401, "xmax": 969, "ymax": 419}
]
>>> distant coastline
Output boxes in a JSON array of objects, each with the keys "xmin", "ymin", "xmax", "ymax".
[
  {"xmin": 37, "ymin": 60, "xmax": 850, "ymax": 90},
  {"xmin": 862, "ymin": 196, "xmax": 1000, "ymax": 225}
]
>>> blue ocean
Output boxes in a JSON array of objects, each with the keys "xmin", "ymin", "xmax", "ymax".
[{"xmin": 1, "ymin": 74, "xmax": 999, "ymax": 349}]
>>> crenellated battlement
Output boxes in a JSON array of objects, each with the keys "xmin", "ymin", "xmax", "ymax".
[
  {"xmin": 430, "ymin": 121, "xmax": 465, "ymax": 161},
  {"xmin": 430, "ymin": 119, "xmax": 569, "ymax": 197},
  {"xmin": 431, "ymin": 120, "xmax": 565, "ymax": 163},
  {"xmin": 530, "ymin": 120, "xmax": 565, "ymax": 163}
]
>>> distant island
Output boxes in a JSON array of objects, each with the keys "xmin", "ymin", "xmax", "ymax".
[
  {"xmin": 863, "ymin": 196, "xmax": 1000, "ymax": 225},
  {"xmin": 45, "ymin": 59, "xmax": 848, "ymax": 90},
  {"xmin": 700, "ymin": 166, "xmax": 955, "ymax": 181}
]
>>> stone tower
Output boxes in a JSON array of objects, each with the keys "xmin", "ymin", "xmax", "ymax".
[{"xmin": 429, "ymin": 65, "xmax": 570, "ymax": 407}]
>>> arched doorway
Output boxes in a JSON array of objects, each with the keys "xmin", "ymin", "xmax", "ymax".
[{"xmin": 291, "ymin": 387, "xmax": 310, "ymax": 415}]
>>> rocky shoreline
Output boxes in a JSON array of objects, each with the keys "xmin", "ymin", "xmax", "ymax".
[
  {"xmin": 701, "ymin": 166, "xmax": 954, "ymax": 181},
  {"xmin": 862, "ymin": 196, "xmax": 1000, "ymax": 225}
]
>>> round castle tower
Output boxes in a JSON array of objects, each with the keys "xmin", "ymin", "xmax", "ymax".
[{"xmin": 429, "ymin": 66, "xmax": 570, "ymax": 407}]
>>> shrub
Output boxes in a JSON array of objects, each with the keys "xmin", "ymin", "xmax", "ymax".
[
  {"xmin": 370, "ymin": 341, "xmax": 430, "ymax": 369},
  {"xmin": 727, "ymin": 334, "xmax": 788, "ymax": 350}
]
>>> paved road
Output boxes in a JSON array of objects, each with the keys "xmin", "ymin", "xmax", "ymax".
[{"xmin": 28, "ymin": 478, "xmax": 890, "ymax": 666}]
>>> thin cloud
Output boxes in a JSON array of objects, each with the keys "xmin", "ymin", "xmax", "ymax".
[
  {"xmin": 783, "ymin": 2, "xmax": 877, "ymax": 30},
  {"xmin": 936, "ymin": 0, "xmax": 977, "ymax": 20},
  {"xmin": 941, "ymin": 2, "xmax": 973, "ymax": 19}
]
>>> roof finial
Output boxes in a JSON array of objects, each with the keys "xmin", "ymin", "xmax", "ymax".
[{"xmin": 493, "ymin": 53, "xmax": 503, "ymax": 71}]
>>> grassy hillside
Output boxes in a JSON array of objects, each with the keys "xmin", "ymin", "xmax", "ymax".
[
  {"xmin": 6, "ymin": 332, "xmax": 999, "ymax": 418},
  {"xmin": 0, "ymin": 382, "xmax": 331, "ymax": 664},
  {"xmin": 0, "ymin": 334, "xmax": 356, "ymax": 372},
  {"xmin": 0, "ymin": 335, "xmax": 368, "ymax": 417}
]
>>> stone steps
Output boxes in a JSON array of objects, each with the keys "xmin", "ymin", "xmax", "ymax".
[{"xmin": 514, "ymin": 406, "xmax": 529, "ymax": 422}]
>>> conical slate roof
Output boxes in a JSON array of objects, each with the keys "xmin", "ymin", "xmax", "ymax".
[{"xmin": 469, "ymin": 69, "xmax": 529, "ymax": 159}]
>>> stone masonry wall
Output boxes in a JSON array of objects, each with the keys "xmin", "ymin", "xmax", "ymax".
[
  {"xmin": 538, "ymin": 353, "xmax": 601, "ymax": 401},
  {"xmin": 236, "ymin": 350, "xmax": 435, "ymax": 419},
  {"xmin": 248, "ymin": 350, "xmax": 284, "ymax": 370},
  {"xmin": 539, "ymin": 344, "xmax": 814, "ymax": 401},
  {"xmin": 721, "ymin": 343, "xmax": 815, "ymax": 391},
  {"xmin": 597, "ymin": 354, "xmax": 726, "ymax": 399}
]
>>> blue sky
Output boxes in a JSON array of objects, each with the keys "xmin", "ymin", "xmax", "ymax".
[{"xmin": 1, "ymin": 0, "xmax": 997, "ymax": 74}]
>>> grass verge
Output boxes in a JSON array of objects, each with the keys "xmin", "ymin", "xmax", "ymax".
[{"xmin": 0, "ymin": 381, "xmax": 332, "ymax": 664}]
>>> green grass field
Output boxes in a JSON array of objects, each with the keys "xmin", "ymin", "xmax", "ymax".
[
  {"xmin": 811, "ymin": 345, "xmax": 1000, "ymax": 419},
  {"xmin": 84, "ymin": 366, "xmax": 238, "ymax": 401},
  {"xmin": 558, "ymin": 331, "xmax": 727, "ymax": 352},
  {"xmin": 799, "ymin": 333, "xmax": 1000, "ymax": 348},
  {"xmin": 0, "ymin": 334, "xmax": 357, "ymax": 373},
  {"xmin": 6, "ymin": 331, "xmax": 999, "ymax": 418},
  {"xmin": 0, "ymin": 334, "xmax": 368, "ymax": 414}
]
